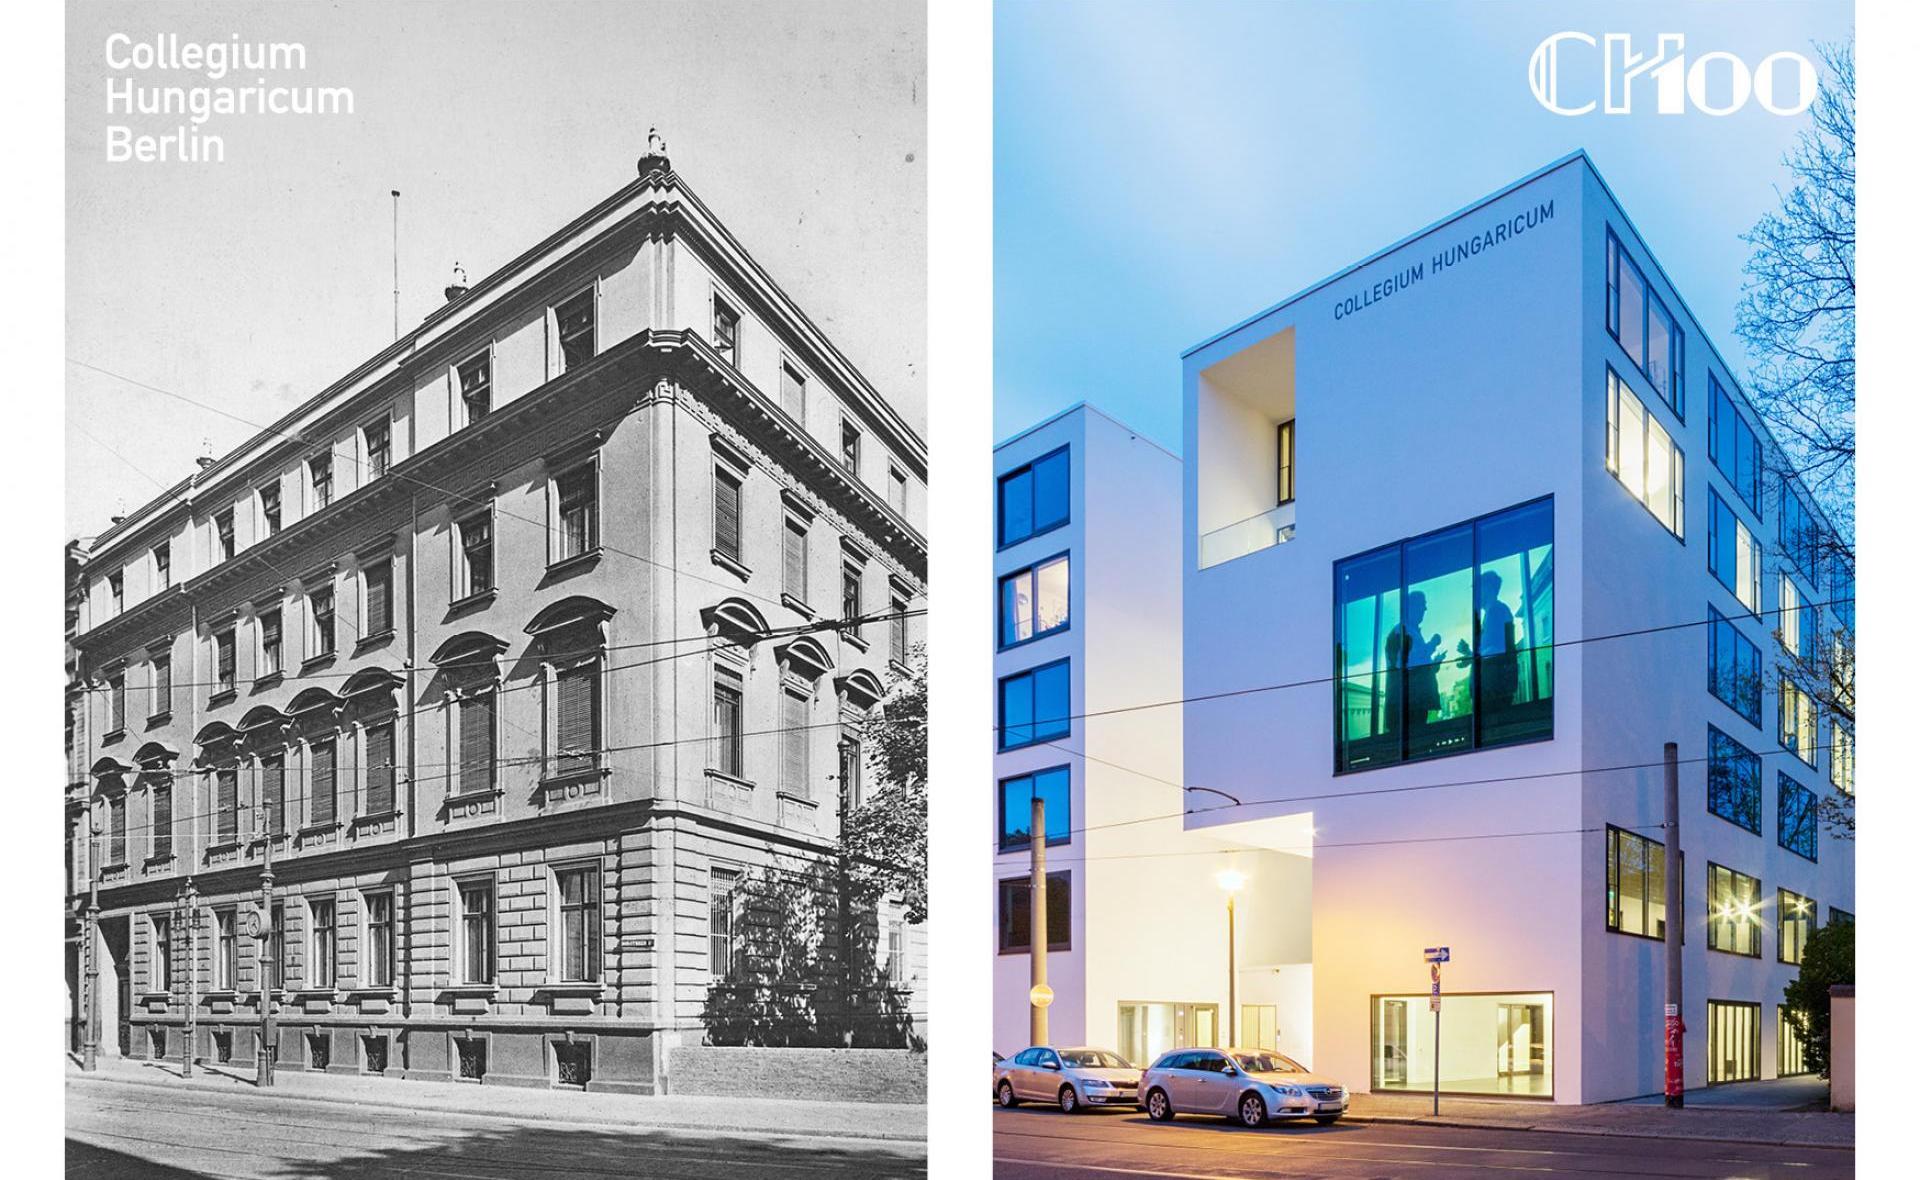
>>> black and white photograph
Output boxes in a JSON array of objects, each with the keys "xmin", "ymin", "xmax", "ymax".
[{"xmin": 58, "ymin": 2, "xmax": 929, "ymax": 1175}]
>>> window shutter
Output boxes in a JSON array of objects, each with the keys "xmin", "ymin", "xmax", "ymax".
[
  {"xmin": 367, "ymin": 565, "xmax": 391, "ymax": 634},
  {"xmin": 366, "ymin": 724, "xmax": 395, "ymax": 814},
  {"xmin": 784, "ymin": 522, "xmax": 806, "ymax": 598},
  {"xmin": 781, "ymin": 693, "xmax": 808, "ymax": 797},
  {"xmin": 262, "ymin": 760, "xmax": 284, "ymax": 836},
  {"xmin": 715, "ymin": 473, "xmax": 741, "ymax": 560},
  {"xmin": 151, "ymin": 780, "xmax": 172, "ymax": 858},
  {"xmin": 312, "ymin": 741, "xmax": 337, "ymax": 826},
  {"xmin": 556, "ymin": 665, "xmax": 597, "ymax": 777},
  {"xmin": 217, "ymin": 634, "xmax": 235, "ymax": 682},
  {"xmin": 461, "ymin": 692, "xmax": 495, "ymax": 795},
  {"xmin": 217, "ymin": 769, "xmax": 237, "ymax": 840}
]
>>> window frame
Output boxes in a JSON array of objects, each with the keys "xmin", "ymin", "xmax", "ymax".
[
  {"xmin": 456, "ymin": 876, "xmax": 497, "ymax": 986},
  {"xmin": 1706, "ymin": 373, "xmax": 1763, "ymax": 517},
  {"xmin": 1777, "ymin": 888, "xmax": 1816, "ymax": 965},
  {"xmin": 1605, "ymin": 228, "xmax": 1685, "ymax": 418},
  {"xmin": 553, "ymin": 285, "xmax": 597, "ymax": 374},
  {"xmin": 998, "ymin": 765, "xmax": 1072, "ymax": 852},
  {"xmin": 997, "ymin": 657, "xmax": 1071, "ymax": 751},
  {"xmin": 214, "ymin": 507, "xmax": 236, "ymax": 562},
  {"xmin": 1705, "ymin": 862, "xmax": 1763, "ymax": 958},
  {"xmin": 708, "ymin": 864, "xmax": 742, "ymax": 980},
  {"xmin": 362, "ymin": 558, "xmax": 394, "ymax": 639},
  {"xmin": 457, "ymin": 345, "xmax": 494, "ymax": 426},
  {"xmin": 455, "ymin": 506, "xmax": 496, "ymax": 601},
  {"xmin": 996, "ymin": 871, "xmax": 1072, "ymax": 953},
  {"xmin": 214, "ymin": 907, "xmax": 237, "ymax": 991},
  {"xmin": 307, "ymin": 583, "xmax": 337, "ymax": 660},
  {"xmin": 1707, "ymin": 488, "xmax": 1762, "ymax": 615},
  {"xmin": 712, "ymin": 294, "xmax": 741, "ymax": 367},
  {"xmin": 1777, "ymin": 772, "xmax": 1819, "ymax": 862},
  {"xmin": 998, "ymin": 551, "xmax": 1071, "ymax": 650},
  {"xmin": 997, "ymin": 445, "xmax": 1071, "ymax": 549},
  {"xmin": 712, "ymin": 665, "xmax": 746, "ymax": 779},
  {"xmin": 259, "ymin": 607, "xmax": 284, "ymax": 678},
  {"xmin": 1276, "ymin": 418, "xmax": 1296, "ymax": 506},
  {"xmin": 1706, "ymin": 606, "xmax": 1762, "ymax": 728},
  {"xmin": 712, "ymin": 463, "xmax": 745, "ymax": 566},
  {"xmin": 550, "ymin": 455, "xmax": 601, "ymax": 567},
  {"xmin": 259, "ymin": 481, "xmax": 283, "ymax": 537},
  {"xmin": 1706, "ymin": 725, "xmax": 1763, "ymax": 835},
  {"xmin": 309, "ymin": 451, "xmax": 334, "ymax": 510},
  {"xmin": 363, "ymin": 889, "xmax": 395, "ymax": 988},
  {"xmin": 778, "ymin": 357, "xmax": 806, "ymax": 425},
  {"xmin": 308, "ymin": 895, "xmax": 338, "ymax": 990},
  {"xmin": 1778, "ymin": 674, "xmax": 1818, "ymax": 768},
  {"xmin": 152, "ymin": 541, "xmax": 172, "ymax": 590},
  {"xmin": 1604, "ymin": 824, "xmax": 1670, "ymax": 941},
  {"xmin": 363, "ymin": 416, "xmax": 392, "ymax": 480},
  {"xmin": 553, "ymin": 862, "xmax": 604, "ymax": 984},
  {"xmin": 841, "ymin": 418, "xmax": 862, "ymax": 475},
  {"xmin": 1604, "ymin": 367, "xmax": 1685, "ymax": 540}
]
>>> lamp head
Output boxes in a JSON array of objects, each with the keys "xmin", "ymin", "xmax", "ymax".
[{"xmin": 1215, "ymin": 868, "xmax": 1247, "ymax": 894}]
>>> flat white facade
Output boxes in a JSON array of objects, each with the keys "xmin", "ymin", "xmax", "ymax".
[{"xmin": 1179, "ymin": 153, "xmax": 1854, "ymax": 1104}]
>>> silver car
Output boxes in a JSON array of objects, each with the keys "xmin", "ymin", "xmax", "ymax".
[
  {"xmin": 1139, "ymin": 1047, "xmax": 1347, "ymax": 1127},
  {"xmin": 994, "ymin": 1045, "xmax": 1143, "ymax": 1113}
]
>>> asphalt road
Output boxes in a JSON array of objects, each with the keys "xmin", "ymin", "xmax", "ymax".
[
  {"xmin": 991, "ymin": 1106, "xmax": 1854, "ymax": 1179},
  {"xmin": 66, "ymin": 1078, "xmax": 928, "ymax": 1180}
]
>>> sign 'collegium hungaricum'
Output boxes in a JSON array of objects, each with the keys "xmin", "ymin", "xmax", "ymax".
[
  {"xmin": 102, "ymin": 33, "xmax": 356, "ymax": 163},
  {"xmin": 1330, "ymin": 200, "xmax": 1556, "ymax": 321}
]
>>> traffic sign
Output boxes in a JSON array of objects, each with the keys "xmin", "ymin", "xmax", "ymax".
[
  {"xmin": 1029, "ymin": 984, "xmax": 1054, "ymax": 1008},
  {"xmin": 1424, "ymin": 946, "xmax": 1450, "ymax": 963}
]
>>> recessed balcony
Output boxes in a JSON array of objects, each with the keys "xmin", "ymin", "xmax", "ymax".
[{"xmin": 1197, "ymin": 325, "xmax": 1296, "ymax": 570}]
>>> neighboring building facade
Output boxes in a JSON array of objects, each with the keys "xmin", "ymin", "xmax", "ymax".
[
  {"xmin": 993, "ymin": 405, "xmax": 1305, "ymax": 1064},
  {"xmin": 67, "ymin": 145, "xmax": 928, "ymax": 1094},
  {"xmin": 1176, "ymin": 151, "xmax": 1854, "ymax": 1104}
]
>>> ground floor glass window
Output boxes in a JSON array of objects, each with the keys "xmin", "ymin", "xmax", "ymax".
[
  {"xmin": 1117, "ymin": 1001, "xmax": 1218, "ymax": 1067},
  {"xmin": 1707, "ymin": 1000, "xmax": 1760, "ymax": 1083},
  {"xmin": 1778, "ymin": 1006, "xmax": 1811, "ymax": 1077},
  {"xmin": 1370, "ymin": 992, "xmax": 1553, "ymax": 1097}
]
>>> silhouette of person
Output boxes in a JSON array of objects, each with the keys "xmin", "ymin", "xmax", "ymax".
[
  {"xmin": 1386, "ymin": 591, "xmax": 1444, "ymax": 733},
  {"xmin": 1472, "ymin": 571, "xmax": 1520, "ymax": 707}
]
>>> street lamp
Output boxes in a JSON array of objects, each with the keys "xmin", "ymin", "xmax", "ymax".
[{"xmin": 1215, "ymin": 868, "xmax": 1246, "ymax": 1047}]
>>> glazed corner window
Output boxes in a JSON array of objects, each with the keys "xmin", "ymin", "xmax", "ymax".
[
  {"xmin": 712, "ymin": 668, "xmax": 744, "ymax": 777},
  {"xmin": 259, "ymin": 483, "xmax": 282, "ymax": 536},
  {"xmin": 1707, "ymin": 375, "xmax": 1762, "ymax": 515},
  {"xmin": 309, "ymin": 586, "xmax": 336, "ymax": 657},
  {"xmin": 1605, "ymin": 368, "xmax": 1684, "ymax": 539},
  {"xmin": 215, "ymin": 508, "xmax": 236, "ymax": 561},
  {"xmin": 1334, "ymin": 498, "xmax": 1554, "ymax": 772},
  {"xmin": 152, "ymin": 542, "xmax": 171, "ymax": 589},
  {"xmin": 364, "ymin": 559, "xmax": 393, "ymax": 637},
  {"xmin": 1706, "ymin": 607, "xmax": 1761, "ymax": 727},
  {"xmin": 555, "ymin": 865, "xmax": 603, "ymax": 983},
  {"xmin": 712, "ymin": 297, "xmax": 740, "ymax": 366},
  {"xmin": 1000, "ymin": 554, "xmax": 1069, "ymax": 647},
  {"xmin": 364, "ymin": 891, "xmax": 394, "ymax": 987},
  {"xmin": 309, "ymin": 453, "xmax": 333, "ymax": 509},
  {"xmin": 1605, "ymin": 230, "xmax": 1684, "ymax": 416},
  {"xmin": 999, "ymin": 766, "xmax": 1070, "ymax": 851},
  {"xmin": 458, "ymin": 350, "xmax": 492, "ymax": 424},
  {"xmin": 1707, "ymin": 489, "xmax": 1760, "ymax": 614},
  {"xmin": 997, "ymin": 447, "xmax": 1069, "ymax": 546},
  {"xmin": 1778, "ymin": 675, "xmax": 1817, "ymax": 767},
  {"xmin": 841, "ymin": 420, "xmax": 862, "ymax": 473},
  {"xmin": 1778, "ymin": 888, "xmax": 1816, "ymax": 965},
  {"xmin": 458, "ymin": 879, "xmax": 495, "ymax": 985},
  {"xmin": 457, "ymin": 511, "xmax": 494, "ymax": 598},
  {"xmin": 1706, "ymin": 862, "xmax": 1762, "ymax": 957},
  {"xmin": 364, "ymin": 418, "xmax": 391, "ymax": 478},
  {"xmin": 998, "ymin": 659, "xmax": 1069, "ymax": 750},
  {"xmin": 709, "ymin": 866, "xmax": 741, "ymax": 979},
  {"xmin": 214, "ymin": 627, "xmax": 236, "ymax": 695},
  {"xmin": 779, "ymin": 361, "xmax": 805, "ymax": 422},
  {"xmin": 555, "ymin": 288, "xmax": 595, "ymax": 372},
  {"xmin": 553, "ymin": 461, "xmax": 599, "ymax": 563},
  {"xmin": 310, "ymin": 897, "xmax": 337, "ymax": 989},
  {"xmin": 1707, "ymin": 725, "xmax": 1761, "ymax": 833},
  {"xmin": 712, "ymin": 466, "xmax": 743, "ymax": 564},
  {"xmin": 1778, "ymin": 773, "xmax": 1818, "ymax": 862},
  {"xmin": 1276, "ymin": 418, "xmax": 1296, "ymax": 506},
  {"xmin": 259, "ymin": 608, "xmax": 283, "ymax": 676},
  {"xmin": 997, "ymin": 871, "xmax": 1071, "ymax": 952},
  {"xmin": 1605, "ymin": 825, "xmax": 1668, "ymax": 938}
]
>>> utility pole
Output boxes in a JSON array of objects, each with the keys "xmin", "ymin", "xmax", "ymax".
[
  {"xmin": 82, "ymin": 808, "xmax": 100, "ymax": 1072},
  {"xmin": 1226, "ymin": 890, "xmax": 1237, "ymax": 1046},
  {"xmin": 256, "ymin": 808, "xmax": 276, "ymax": 1088},
  {"xmin": 837, "ymin": 757, "xmax": 855, "ymax": 1049},
  {"xmin": 1028, "ymin": 794, "xmax": 1049, "ymax": 1045},
  {"xmin": 391, "ymin": 190, "xmax": 401, "ymax": 341},
  {"xmin": 1663, "ymin": 741, "xmax": 1684, "ymax": 1108},
  {"xmin": 181, "ymin": 878, "xmax": 198, "ymax": 1078}
]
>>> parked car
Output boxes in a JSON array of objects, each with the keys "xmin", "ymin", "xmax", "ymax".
[
  {"xmin": 994, "ymin": 1045, "xmax": 1143, "ymax": 1113},
  {"xmin": 1139, "ymin": 1047, "xmax": 1347, "ymax": 1127}
]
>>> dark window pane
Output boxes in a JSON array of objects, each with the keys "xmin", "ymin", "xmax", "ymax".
[
  {"xmin": 1032, "ymin": 450, "xmax": 1070, "ymax": 532},
  {"xmin": 997, "ymin": 871, "xmax": 1071, "ymax": 951},
  {"xmin": 1335, "ymin": 547, "xmax": 1403, "ymax": 771}
]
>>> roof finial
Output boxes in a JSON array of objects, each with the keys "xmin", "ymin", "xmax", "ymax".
[
  {"xmin": 444, "ymin": 262, "xmax": 470, "ymax": 303},
  {"xmin": 639, "ymin": 127, "xmax": 671, "ymax": 177}
]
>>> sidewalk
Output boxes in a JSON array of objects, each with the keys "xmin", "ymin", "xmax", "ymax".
[
  {"xmin": 65, "ymin": 1054, "xmax": 928, "ymax": 1145},
  {"xmin": 1345, "ymin": 1087, "xmax": 1851, "ymax": 1149}
]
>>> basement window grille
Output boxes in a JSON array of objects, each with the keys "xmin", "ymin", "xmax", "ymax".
[
  {"xmin": 363, "ymin": 1034, "xmax": 389, "ymax": 1074},
  {"xmin": 554, "ymin": 1041, "xmax": 592, "ymax": 1088},
  {"xmin": 456, "ymin": 1037, "xmax": 487, "ymax": 1081},
  {"xmin": 307, "ymin": 1032, "xmax": 331, "ymax": 1071}
]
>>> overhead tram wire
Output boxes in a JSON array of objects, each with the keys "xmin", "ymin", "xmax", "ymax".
[{"xmin": 1016, "ymin": 822, "xmax": 1676, "ymax": 866}]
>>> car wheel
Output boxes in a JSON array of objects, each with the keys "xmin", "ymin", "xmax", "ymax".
[
  {"xmin": 1058, "ymin": 1086, "xmax": 1079, "ymax": 1114},
  {"xmin": 1313, "ymin": 1114, "xmax": 1340, "ymax": 1126},
  {"xmin": 1238, "ymin": 1093, "xmax": 1267, "ymax": 1128},
  {"xmin": 1145, "ymin": 1088, "xmax": 1174, "ymax": 1121},
  {"xmin": 997, "ymin": 1080, "xmax": 1019, "ymax": 1108}
]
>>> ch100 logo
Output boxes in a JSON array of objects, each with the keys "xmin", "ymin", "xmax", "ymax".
[{"xmin": 1529, "ymin": 33, "xmax": 1817, "ymax": 117}]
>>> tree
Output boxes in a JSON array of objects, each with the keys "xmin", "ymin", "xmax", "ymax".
[
  {"xmin": 841, "ymin": 648, "xmax": 928, "ymax": 923},
  {"xmin": 1781, "ymin": 917, "xmax": 1853, "ymax": 1080}
]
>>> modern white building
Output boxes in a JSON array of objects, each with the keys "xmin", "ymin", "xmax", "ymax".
[{"xmin": 1169, "ymin": 151, "xmax": 1855, "ymax": 1105}]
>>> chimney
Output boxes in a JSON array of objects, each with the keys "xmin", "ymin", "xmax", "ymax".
[
  {"xmin": 638, "ymin": 127, "xmax": 670, "ymax": 177},
  {"xmin": 444, "ymin": 262, "xmax": 470, "ymax": 303}
]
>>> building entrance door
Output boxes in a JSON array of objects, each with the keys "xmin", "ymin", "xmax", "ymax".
[
  {"xmin": 102, "ymin": 916, "xmax": 131, "ymax": 1058},
  {"xmin": 1496, "ymin": 1003, "xmax": 1545, "ymax": 1078}
]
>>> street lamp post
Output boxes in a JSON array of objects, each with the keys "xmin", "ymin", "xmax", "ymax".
[
  {"xmin": 1029, "ymin": 794, "xmax": 1050, "ymax": 1045},
  {"xmin": 256, "ymin": 813, "xmax": 276, "ymax": 1088},
  {"xmin": 82, "ymin": 804, "xmax": 102, "ymax": 1073},
  {"xmin": 1215, "ymin": 869, "xmax": 1246, "ymax": 1047},
  {"xmin": 180, "ymin": 878, "xmax": 198, "ymax": 1078}
]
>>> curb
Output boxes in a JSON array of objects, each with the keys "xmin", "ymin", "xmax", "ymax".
[
  {"xmin": 1340, "ymin": 1110, "xmax": 1853, "ymax": 1150},
  {"xmin": 68, "ymin": 1067, "xmax": 929, "ymax": 1147}
]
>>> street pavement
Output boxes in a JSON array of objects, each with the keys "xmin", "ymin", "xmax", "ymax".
[
  {"xmin": 991, "ymin": 1105, "xmax": 1855, "ymax": 1179},
  {"xmin": 67, "ymin": 1072, "xmax": 928, "ymax": 1179}
]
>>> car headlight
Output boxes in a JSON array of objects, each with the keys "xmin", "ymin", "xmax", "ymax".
[
  {"xmin": 1269, "ymin": 1084, "xmax": 1305, "ymax": 1099},
  {"xmin": 1083, "ymin": 1078, "xmax": 1113, "ymax": 1089}
]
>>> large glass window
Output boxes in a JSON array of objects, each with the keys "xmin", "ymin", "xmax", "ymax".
[
  {"xmin": 999, "ymin": 554, "xmax": 1070, "ymax": 647},
  {"xmin": 1334, "ymin": 498, "xmax": 1553, "ymax": 772},
  {"xmin": 998, "ymin": 659, "xmax": 1069, "ymax": 750},
  {"xmin": 1605, "ymin": 825, "xmax": 1668, "ymax": 939},
  {"xmin": 1778, "ymin": 576, "xmax": 1816, "ymax": 661},
  {"xmin": 1605, "ymin": 369, "xmax": 1685, "ymax": 538},
  {"xmin": 1708, "ymin": 375, "xmax": 1762, "ymax": 515},
  {"xmin": 1830, "ymin": 724, "xmax": 1854, "ymax": 795},
  {"xmin": 997, "ymin": 871, "xmax": 1071, "ymax": 952},
  {"xmin": 1778, "ymin": 774, "xmax": 1818, "ymax": 862},
  {"xmin": 998, "ymin": 447, "xmax": 1070, "ymax": 547},
  {"xmin": 1707, "ymin": 863, "xmax": 1762, "ymax": 957},
  {"xmin": 1707, "ymin": 607, "xmax": 1761, "ymax": 727},
  {"xmin": 1779, "ymin": 1006, "xmax": 1811, "ymax": 1077},
  {"xmin": 1708, "ymin": 489, "xmax": 1760, "ymax": 613},
  {"xmin": 998, "ymin": 766, "xmax": 1070, "ymax": 851},
  {"xmin": 1371, "ymin": 993, "xmax": 1553, "ymax": 1097},
  {"xmin": 1779, "ymin": 484, "xmax": 1821, "ymax": 586},
  {"xmin": 1707, "ymin": 726, "xmax": 1761, "ymax": 834},
  {"xmin": 1778, "ymin": 888, "xmax": 1816, "ymax": 965},
  {"xmin": 1606, "ymin": 230, "xmax": 1684, "ymax": 416},
  {"xmin": 1778, "ymin": 675, "xmax": 1818, "ymax": 767},
  {"xmin": 1707, "ymin": 1000, "xmax": 1759, "ymax": 1083}
]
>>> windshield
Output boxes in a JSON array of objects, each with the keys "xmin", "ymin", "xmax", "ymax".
[
  {"xmin": 1233, "ymin": 1052, "xmax": 1305, "ymax": 1074},
  {"xmin": 1061, "ymin": 1050, "xmax": 1132, "ymax": 1069}
]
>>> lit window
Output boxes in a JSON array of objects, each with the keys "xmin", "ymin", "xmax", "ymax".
[
  {"xmin": 1829, "ymin": 725, "xmax": 1854, "ymax": 795},
  {"xmin": 1706, "ymin": 863, "xmax": 1762, "ymax": 957},
  {"xmin": 1708, "ymin": 489, "xmax": 1760, "ymax": 613},
  {"xmin": 1778, "ymin": 774, "xmax": 1818, "ymax": 862},
  {"xmin": 998, "ymin": 447, "xmax": 1069, "ymax": 546},
  {"xmin": 1605, "ymin": 368, "xmax": 1684, "ymax": 538},
  {"xmin": 999, "ymin": 554, "xmax": 1070, "ymax": 647},
  {"xmin": 1276, "ymin": 419, "xmax": 1296, "ymax": 505},
  {"xmin": 458, "ymin": 350, "xmax": 492, "ymax": 424},
  {"xmin": 1707, "ymin": 725, "xmax": 1761, "ymax": 834},
  {"xmin": 1778, "ymin": 676, "xmax": 1817, "ymax": 767},
  {"xmin": 555, "ymin": 289, "xmax": 595, "ymax": 372},
  {"xmin": 1776, "ymin": 891, "xmax": 1814, "ymax": 964}
]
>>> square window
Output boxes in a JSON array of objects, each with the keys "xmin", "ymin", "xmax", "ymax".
[
  {"xmin": 999, "ymin": 555, "xmax": 1069, "ymax": 647},
  {"xmin": 999, "ymin": 766, "xmax": 1070, "ymax": 851},
  {"xmin": 997, "ymin": 872, "xmax": 1071, "ymax": 952},
  {"xmin": 998, "ymin": 447, "xmax": 1070, "ymax": 546},
  {"xmin": 999, "ymin": 660, "xmax": 1069, "ymax": 750}
]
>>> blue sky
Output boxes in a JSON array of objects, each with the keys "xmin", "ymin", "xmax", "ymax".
[{"xmin": 994, "ymin": 0, "xmax": 1854, "ymax": 451}]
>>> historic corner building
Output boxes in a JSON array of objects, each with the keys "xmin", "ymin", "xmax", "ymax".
[{"xmin": 64, "ymin": 145, "xmax": 929, "ymax": 1094}]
